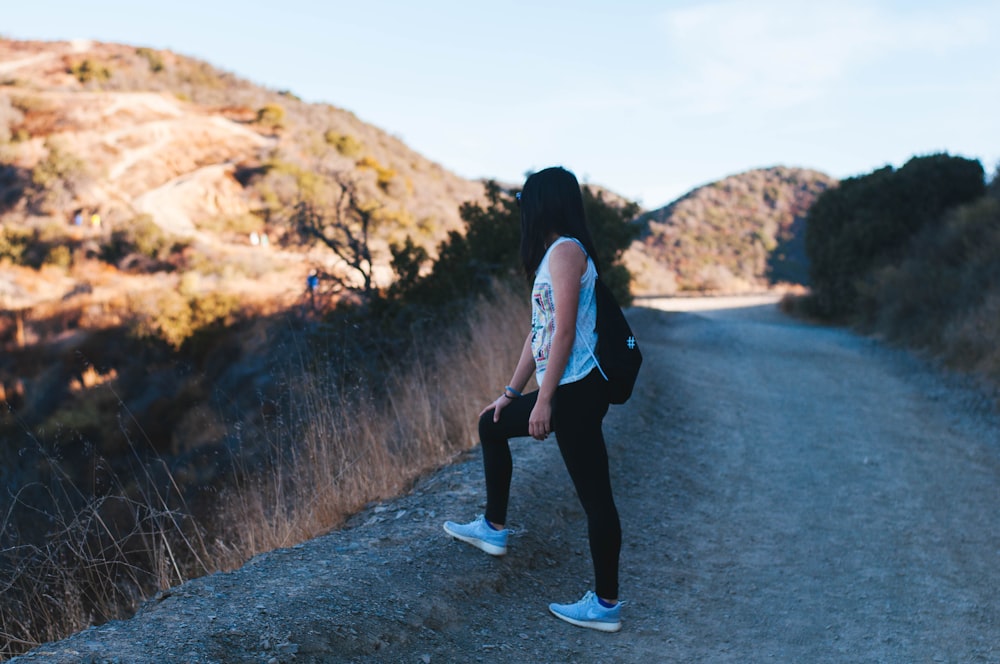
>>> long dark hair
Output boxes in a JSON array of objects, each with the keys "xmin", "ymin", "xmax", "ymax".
[{"xmin": 518, "ymin": 166, "xmax": 601, "ymax": 280}]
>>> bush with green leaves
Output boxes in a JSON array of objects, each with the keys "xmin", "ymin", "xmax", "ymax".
[
  {"xmin": 67, "ymin": 59, "xmax": 112, "ymax": 84},
  {"xmin": 256, "ymin": 103, "xmax": 285, "ymax": 129},
  {"xmin": 0, "ymin": 226, "xmax": 78, "ymax": 269},
  {"xmin": 357, "ymin": 155, "xmax": 397, "ymax": 193},
  {"xmin": 102, "ymin": 214, "xmax": 188, "ymax": 269},
  {"xmin": 859, "ymin": 193, "xmax": 1000, "ymax": 344},
  {"xmin": 583, "ymin": 186, "xmax": 641, "ymax": 306},
  {"xmin": 0, "ymin": 95, "xmax": 25, "ymax": 143},
  {"xmin": 130, "ymin": 290, "xmax": 242, "ymax": 350},
  {"xmin": 28, "ymin": 140, "xmax": 92, "ymax": 214},
  {"xmin": 135, "ymin": 47, "xmax": 165, "ymax": 73},
  {"xmin": 387, "ymin": 179, "xmax": 640, "ymax": 313},
  {"xmin": 252, "ymin": 158, "xmax": 331, "ymax": 213},
  {"xmin": 805, "ymin": 153, "xmax": 985, "ymax": 319},
  {"xmin": 0, "ymin": 226, "xmax": 32, "ymax": 264},
  {"xmin": 324, "ymin": 131, "xmax": 364, "ymax": 158},
  {"xmin": 44, "ymin": 244, "xmax": 72, "ymax": 269}
]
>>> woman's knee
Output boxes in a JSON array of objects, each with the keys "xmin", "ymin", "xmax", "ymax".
[{"xmin": 478, "ymin": 410, "xmax": 502, "ymax": 444}]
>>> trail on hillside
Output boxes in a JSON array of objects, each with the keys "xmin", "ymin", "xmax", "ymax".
[{"xmin": 12, "ymin": 298, "xmax": 1000, "ymax": 663}]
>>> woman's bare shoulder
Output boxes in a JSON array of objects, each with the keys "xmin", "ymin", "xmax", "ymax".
[{"xmin": 549, "ymin": 239, "xmax": 587, "ymax": 276}]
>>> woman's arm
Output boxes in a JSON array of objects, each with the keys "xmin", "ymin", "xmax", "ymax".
[
  {"xmin": 508, "ymin": 331, "xmax": 535, "ymax": 395},
  {"xmin": 528, "ymin": 241, "xmax": 586, "ymax": 439},
  {"xmin": 480, "ymin": 330, "xmax": 535, "ymax": 421}
]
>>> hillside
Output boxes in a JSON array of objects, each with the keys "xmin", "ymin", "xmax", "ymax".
[
  {"xmin": 1, "ymin": 39, "xmax": 495, "ymax": 636},
  {"xmin": 0, "ymin": 37, "xmax": 491, "ymax": 473},
  {"xmin": 625, "ymin": 166, "xmax": 836, "ymax": 294},
  {"xmin": 0, "ymin": 37, "xmax": 484, "ymax": 311}
]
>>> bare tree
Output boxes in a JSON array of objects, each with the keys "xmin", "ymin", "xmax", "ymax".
[{"xmin": 293, "ymin": 173, "xmax": 380, "ymax": 300}]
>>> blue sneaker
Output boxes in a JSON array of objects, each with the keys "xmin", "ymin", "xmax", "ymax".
[
  {"xmin": 548, "ymin": 591, "xmax": 623, "ymax": 632},
  {"xmin": 442, "ymin": 515, "xmax": 508, "ymax": 556}
]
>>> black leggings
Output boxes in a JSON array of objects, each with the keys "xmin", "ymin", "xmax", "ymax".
[{"xmin": 478, "ymin": 369, "xmax": 621, "ymax": 599}]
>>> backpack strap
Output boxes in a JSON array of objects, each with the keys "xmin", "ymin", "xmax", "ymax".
[{"xmin": 577, "ymin": 281, "xmax": 608, "ymax": 381}]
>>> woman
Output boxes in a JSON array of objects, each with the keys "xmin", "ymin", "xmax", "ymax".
[{"xmin": 443, "ymin": 166, "xmax": 624, "ymax": 632}]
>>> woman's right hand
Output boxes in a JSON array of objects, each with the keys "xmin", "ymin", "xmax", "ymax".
[{"xmin": 480, "ymin": 394, "xmax": 512, "ymax": 423}]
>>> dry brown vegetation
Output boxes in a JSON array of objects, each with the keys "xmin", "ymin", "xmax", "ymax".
[{"xmin": 0, "ymin": 281, "xmax": 528, "ymax": 658}]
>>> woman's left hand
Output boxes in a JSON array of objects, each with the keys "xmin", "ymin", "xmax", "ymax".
[
  {"xmin": 480, "ymin": 394, "xmax": 511, "ymax": 423},
  {"xmin": 528, "ymin": 398, "xmax": 552, "ymax": 440}
]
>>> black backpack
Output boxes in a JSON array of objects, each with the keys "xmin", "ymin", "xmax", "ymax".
[{"xmin": 593, "ymin": 278, "xmax": 642, "ymax": 404}]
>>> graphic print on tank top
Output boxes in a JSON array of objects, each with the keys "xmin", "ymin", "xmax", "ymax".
[{"xmin": 531, "ymin": 280, "xmax": 556, "ymax": 374}]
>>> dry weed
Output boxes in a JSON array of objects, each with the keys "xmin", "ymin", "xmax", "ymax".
[
  {"xmin": 213, "ymin": 286, "xmax": 529, "ymax": 565},
  {"xmin": 0, "ymin": 284, "xmax": 531, "ymax": 657}
]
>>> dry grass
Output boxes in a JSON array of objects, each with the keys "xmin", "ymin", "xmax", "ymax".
[
  {"xmin": 212, "ymin": 285, "xmax": 528, "ymax": 564},
  {"xmin": 0, "ymin": 283, "xmax": 529, "ymax": 658},
  {"xmin": 941, "ymin": 289, "xmax": 1000, "ymax": 384},
  {"xmin": 0, "ymin": 433, "xmax": 212, "ymax": 654},
  {"xmin": 856, "ymin": 195, "xmax": 1000, "ymax": 378}
]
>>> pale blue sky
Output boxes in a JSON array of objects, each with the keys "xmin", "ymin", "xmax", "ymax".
[{"xmin": 4, "ymin": 0, "xmax": 999, "ymax": 208}]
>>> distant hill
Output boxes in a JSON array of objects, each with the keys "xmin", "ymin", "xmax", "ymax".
[
  {"xmin": 0, "ymin": 38, "xmax": 484, "ymax": 309},
  {"xmin": 625, "ymin": 166, "xmax": 837, "ymax": 294}
]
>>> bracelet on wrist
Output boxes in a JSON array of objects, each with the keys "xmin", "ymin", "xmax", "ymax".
[{"xmin": 504, "ymin": 385, "xmax": 523, "ymax": 399}]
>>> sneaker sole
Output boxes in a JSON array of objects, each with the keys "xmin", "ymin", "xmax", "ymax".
[
  {"xmin": 548, "ymin": 606, "xmax": 621, "ymax": 633},
  {"xmin": 442, "ymin": 523, "xmax": 506, "ymax": 556}
]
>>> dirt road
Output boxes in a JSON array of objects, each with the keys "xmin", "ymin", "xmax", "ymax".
[
  {"xmin": 13, "ymin": 298, "xmax": 1000, "ymax": 662},
  {"xmin": 626, "ymin": 297, "xmax": 1000, "ymax": 661}
]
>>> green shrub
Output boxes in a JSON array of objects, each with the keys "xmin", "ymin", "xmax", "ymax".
[
  {"xmin": 942, "ymin": 291, "xmax": 1000, "ymax": 381},
  {"xmin": 0, "ymin": 227, "xmax": 32, "ymax": 264},
  {"xmin": 357, "ymin": 155, "xmax": 397, "ymax": 192},
  {"xmin": 135, "ymin": 47, "xmax": 165, "ymax": 73},
  {"xmin": 0, "ymin": 95, "xmax": 24, "ymax": 143},
  {"xmin": 67, "ymin": 59, "xmax": 112, "ymax": 84},
  {"xmin": 28, "ymin": 140, "xmax": 92, "ymax": 213},
  {"xmin": 177, "ymin": 60, "xmax": 225, "ymax": 89},
  {"xmin": 0, "ymin": 227, "xmax": 79, "ymax": 269},
  {"xmin": 388, "ymin": 180, "xmax": 639, "ymax": 311},
  {"xmin": 324, "ymin": 131, "xmax": 364, "ymax": 158},
  {"xmin": 128, "ymin": 214, "xmax": 173, "ymax": 259},
  {"xmin": 805, "ymin": 153, "xmax": 985, "ymax": 319},
  {"xmin": 103, "ymin": 214, "xmax": 187, "ymax": 268},
  {"xmin": 30, "ymin": 144, "xmax": 86, "ymax": 190},
  {"xmin": 130, "ymin": 290, "xmax": 242, "ymax": 349},
  {"xmin": 44, "ymin": 244, "xmax": 73, "ymax": 269},
  {"xmin": 583, "ymin": 186, "xmax": 641, "ymax": 305},
  {"xmin": 860, "ymin": 194, "xmax": 1000, "ymax": 342},
  {"xmin": 250, "ymin": 158, "xmax": 351, "ymax": 219},
  {"xmin": 388, "ymin": 236, "xmax": 430, "ymax": 299},
  {"xmin": 256, "ymin": 103, "xmax": 285, "ymax": 129}
]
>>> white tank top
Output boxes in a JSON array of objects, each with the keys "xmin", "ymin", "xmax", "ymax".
[{"xmin": 531, "ymin": 237, "xmax": 599, "ymax": 388}]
